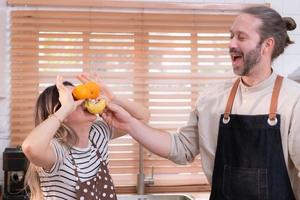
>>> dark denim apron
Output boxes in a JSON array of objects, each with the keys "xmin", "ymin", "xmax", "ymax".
[{"xmin": 209, "ymin": 76, "xmax": 295, "ymax": 200}]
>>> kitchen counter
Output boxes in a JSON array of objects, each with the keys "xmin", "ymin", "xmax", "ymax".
[
  {"xmin": 117, "ymin": 192, "xmax": 210, "ymax": 200},
  {"xmin": 190, "ymin": 192, "xmax": 210, "ymax": 200}
]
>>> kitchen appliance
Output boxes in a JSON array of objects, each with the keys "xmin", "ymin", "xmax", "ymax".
[
  {"xmin": 0, "ymin": 184, "xmax": 2, "ymax": 199},
  {"xmin": 3, "ymin": 147, "xmax": 29, "ymax": 200}
]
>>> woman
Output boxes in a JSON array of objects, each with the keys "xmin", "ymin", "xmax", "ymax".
[{"xmin": 22, "ymin": 74, "xmax": 149, "ymax": 200}]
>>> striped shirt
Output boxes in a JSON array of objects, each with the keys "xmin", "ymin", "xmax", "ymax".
[{"xmin": 38, "ymin": 120, "xmax": 113, "ymax": 200}]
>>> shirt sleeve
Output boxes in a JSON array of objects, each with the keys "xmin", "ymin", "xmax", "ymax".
[
  {"xmin": 41, "ymin": 139, "xmax": 67, "ymax": 174},
  {"xmin": 168, "ymin": 81, "xmax": 232, "ymax": 165},
  {"xmin": 289, "ymin": 98, "xmax": 300, "ymax": 178},
  {"xmin": 168, "ymin": 105, "xmax": 200, "ymax": 165}
]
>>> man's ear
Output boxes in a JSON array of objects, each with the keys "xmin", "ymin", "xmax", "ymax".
[{"xmin": 261, "ymin": 37, "xmax": 275, "ymax": 55}]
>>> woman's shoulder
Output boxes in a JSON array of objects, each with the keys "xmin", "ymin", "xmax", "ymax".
[
  {"xmin": 91, "ymin": 120, "xmax": 112, "ymax": 134},
  {"xmin": 38, "ymin": 139, "xmax": 70, "ymax": 176},
  {"xmin": 89, "ymin": 119, "xmax": 113, "ymax": 144},
  {"xmin": 51, "ymin": 138, "xmax": 69, "ymax": 152}
]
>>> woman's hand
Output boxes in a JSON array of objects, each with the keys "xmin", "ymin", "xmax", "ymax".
[
  {"xmin": 56, "ymin": 75, "xmax": 84, "ymax": 115},
  {"xmin": 76, "ymin": 73, "xmax": 115, "ymax": 101}
]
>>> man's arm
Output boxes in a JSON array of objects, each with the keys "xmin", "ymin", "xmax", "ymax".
[
  {"xmin": 102, "ymin": 103, "xmax": 171, "ymax": 158},
  {"xmin": 102, "ymin": 102, "xmax": 200, "ymax": 163},
  {"xmin": 289, "ymin": 98, "xmax": 300, "ymax": 176}
]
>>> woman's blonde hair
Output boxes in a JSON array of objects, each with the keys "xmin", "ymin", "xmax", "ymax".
[{"xmin": 25, "ymin": 81, "xmax": 78, "ymax": 200}]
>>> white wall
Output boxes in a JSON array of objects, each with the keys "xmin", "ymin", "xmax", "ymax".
[
  {"xmin": 0, "ymin": 0, "xmax": 10, "ymax": 189},
  {"xmin": 0, "ymin": 0, "xmax": 299, "ymax": 188},
  {"xmin": 272, "ymin": 0, "xmax": 300, "ymax": 77}
]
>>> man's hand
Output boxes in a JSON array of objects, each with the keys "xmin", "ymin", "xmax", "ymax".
[
  {"xmin": 76, "ymin": 73, "xmax": 115, "ymax": 101},
  {"xmin": 101, "ymin": 103, "xmax": 133, "ymax": 131}
]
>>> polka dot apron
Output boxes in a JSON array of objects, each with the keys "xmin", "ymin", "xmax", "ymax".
[{"xmin": 71, "ymin": 144, "xmax": 117, "ymax": 200}]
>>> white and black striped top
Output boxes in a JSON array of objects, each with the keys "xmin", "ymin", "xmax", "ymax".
[{"xmin": 38, "ymin": 120, "xmax": 113, "ymax": 200}]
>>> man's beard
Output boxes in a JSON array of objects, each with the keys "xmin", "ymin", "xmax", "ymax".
[{"xmin": 230, "ymin": 44, "xmax": 262, "ymax": 76}]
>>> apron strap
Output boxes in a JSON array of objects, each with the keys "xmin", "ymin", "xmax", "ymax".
[
  {"xmin": 223, "ymin": 75, "xmax": 283, "ymax": 125},
  {"xmin": 70, "ymin": 141, "xmax": 104, "ymax": 181},
  {"xmin": 269, "ymin": 75, "xmax": 283, "ymax": 120},
  {"xmin": 224, "ymin": 78, "xmax": 240, "ymax": 120},
  {"xmin": 70, "ymin": 149, "xmax": 80, "ymax": 181}
]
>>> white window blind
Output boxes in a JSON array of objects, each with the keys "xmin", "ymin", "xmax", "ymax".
[{"xmin": 10, "ymin": 9, "xmax": 236, "ymax": 191}]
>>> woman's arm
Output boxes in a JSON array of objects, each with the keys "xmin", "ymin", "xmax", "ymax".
[
  {"xmin": 22, "ymin": 76, "xmax": 83, "ymax": 170},
  {"xmin": 22, "ymin": 107, "xmax": 68, "ymax": 170}
]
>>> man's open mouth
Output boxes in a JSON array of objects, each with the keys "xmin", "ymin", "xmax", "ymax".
[{"xmin": 231, "ymin": 54, "xmax": 243, "ymax": 63}]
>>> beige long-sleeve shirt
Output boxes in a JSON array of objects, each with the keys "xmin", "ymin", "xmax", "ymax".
[{"xmin": 169, "ymin": 72, "xmax": 300, "ymax": 199}]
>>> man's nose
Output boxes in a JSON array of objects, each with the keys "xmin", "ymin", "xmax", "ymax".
[{"xmin": 228, "ymin": 37, "xmax": 237, "ymax": 49}]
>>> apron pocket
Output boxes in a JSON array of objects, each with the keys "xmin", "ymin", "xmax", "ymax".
[{"xmin": 223, "ymin": 165, "xmax": 268, "ymax": 200}]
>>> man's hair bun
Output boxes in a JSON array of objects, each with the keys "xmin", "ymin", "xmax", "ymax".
[{"xmin": 283, "ymin": 17, "xmax": 297, "ymax": 31}]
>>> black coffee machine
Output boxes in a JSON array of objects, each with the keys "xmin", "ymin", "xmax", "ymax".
[{"xmin": 3, "ymin": 147, "xmax": 29, "ymax": 200}]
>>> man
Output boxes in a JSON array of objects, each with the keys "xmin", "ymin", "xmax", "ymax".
[{"xmin": 102, "ymin": 6, "xmax": 300, "ymax": 199}]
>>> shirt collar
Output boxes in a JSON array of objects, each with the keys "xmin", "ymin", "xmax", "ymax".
[
  {"xmin": 239, "ymin": 71, "xmax": 277, "ymax": 93},
  {"xmin": 72, "ymin": 140, "xmax": 92, "ymax": 152}
]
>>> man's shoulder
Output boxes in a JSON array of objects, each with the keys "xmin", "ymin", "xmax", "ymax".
[
  {"xmin": 196, "ymin": 79, "xmax": 235, "ymax": 105},
  {"xmin": 283, "ymin": 77, "xmax": 300, "ymax": 94},
  {"xmin": 278, "ymin": 77, "xmax": 300, "ymax": 104},
  {"xmin": 201, "ymin": 79, "xmax": 235, "ymax": 97}
]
